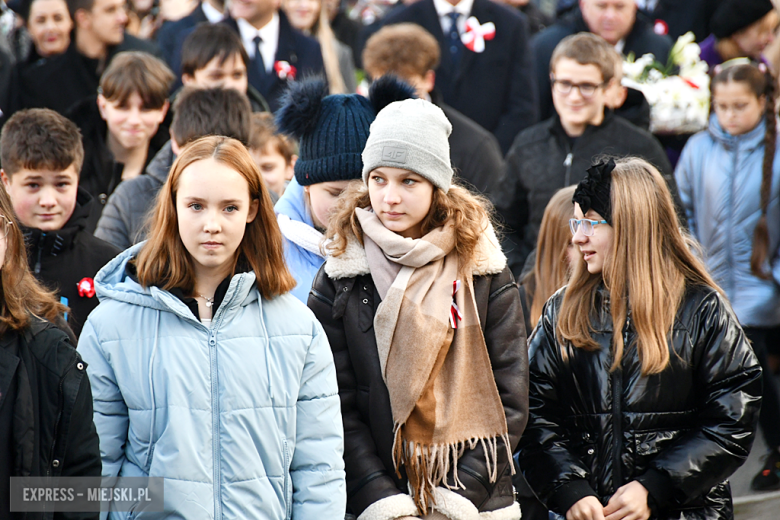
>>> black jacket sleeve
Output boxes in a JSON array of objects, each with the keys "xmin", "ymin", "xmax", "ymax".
[
  {"xmin": 495, "ymin": 144, "xmax": 531, "ymax": 279},
  {"xmin": 308, "ymin": 268, "xmax": 407, "ymax": 516},
  {"xmin": 635, "ymin": 291, "xmax": 761, "ymax": 509},
  {"xmin": 517, "ymin": 294, "xmax": 599, "ymax": 515},
  {"xmin": 448, "ymin": 266, "xmax": 529, "ymax": 509}
]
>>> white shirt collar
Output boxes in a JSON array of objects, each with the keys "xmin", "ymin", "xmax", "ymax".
[
  {"xmin": 201, "ymin": 1, "xmax": 224, "ymax": 24},
  {"xmin": 236, "ymin": 12, "xmax": 279, "ymax": 71},
  {"xmin": 432, "ymin": 0, "xmax": 474, "ymax": 20}
]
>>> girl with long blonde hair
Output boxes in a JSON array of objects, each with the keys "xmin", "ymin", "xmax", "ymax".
[
  {"xmin": 309, "ymin": 99, "xmax": 527, "ymax": 520},
  {"xmin": 79, "ymin": 136, "xmax": 346, "ymax": 518},
  {"xmin": 518, "ymin": 157, "xmax": 761, "ymax": 520}
]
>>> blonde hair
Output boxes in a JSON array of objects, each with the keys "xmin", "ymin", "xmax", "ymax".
[
  {"xmin": 311, "ymin": 1, "xmax": 348, "ymax": 94},
  {"xmin": 525, "ymin": 186, "xmax": 576, "ymax": 326},
  {"xmin": 136, "ymin": 136, "xmax": 296, "ymax": 299},
  {"xmin": 557, "ymin": 158, "xmax": 719, "ymax": 375},
  {"xmin": 327, "ymin": 181, "xmax": 495, "ymax": 269}
]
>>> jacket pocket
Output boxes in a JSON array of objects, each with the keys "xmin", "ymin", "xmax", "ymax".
[
  {"xmin": 283, "ymin": 437, "xmax": 292, "ymax": 520},
  {"xmin": 633, "ymin": 429, "xmax": 683, "ymax": 473},
  {"xmin": 569, "ymin": 431, "xmax": 599, "ymax": 484}
]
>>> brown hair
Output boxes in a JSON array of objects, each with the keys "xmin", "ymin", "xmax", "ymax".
[
  {"xmin": 558, "ymin": 158, "xmax": 719, "ymax": 375},
  {"xmin": 1, "ymin": 108, "xmax": 84, "ymax": 175},
  {"xmin": 525, "ymin": 186, "xmax": 576, "ymax": 327},
  {"xmin": 170, "ymin": 87, "xmax": 253, "ymax": 147},
  {"xmin": 712, "ymin": 63, "xmax": 776, "ymax": 279},
  {"xmin": 305, "ymin": 0, "xmax": 348, "ymax": 94},
  {"xmin": 327, "ymin": 181, "xmax": 495, "ymax": 269},
  {"xmin": 363, "ymin": 23, "xmax": 440, "ymax": 80},
  {"xmin": 181, "ymin": 23, "xmax": 250, "ymax": 78},
  {"xmin": 135, "ymin": 136, "xmax": 296, "ymax": 299},
  {"xmin": 0, "ymin": 186, "xmax": 66, "ymax": 332},
  {"xmin": 550, "ymin": 32, "xmax": 617, "ymax": 83},
  {"xmin": 99, "ymin": 51, "xmax": 175, "ymax": 110},
  {"xmin": 248, "ymin": 113, "xmax": 296, "ymax": 164}
]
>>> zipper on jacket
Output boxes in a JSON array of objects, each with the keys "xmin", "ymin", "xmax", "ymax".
[
  {"xmin": 34, "ymin": 232, "xmax": 46, "ymax": 274},
  {"xmin": 47, "ymin": 361, "xmax": 74, "ymax": 477},
  {"xmin": 209, "ymin": 328, "xmax": 222, "ymax": 520},
  {"xmin": 727, "ymin": 143, "xmax": 738, "ymax": 295},
  {"xmin": 611, "ymin": 316, "xmax": 629, "ymax": 490}
]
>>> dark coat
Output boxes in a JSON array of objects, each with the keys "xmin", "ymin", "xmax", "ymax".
[
  {"xmin": 495, "ymin": 112, "xmax": 674, "ymax": 278},
  {"xmin": 23, "ymin": 189, "xmax": 120, "ymax": 338},
  {"xmin": 0, "ymin": 316, "xmax": 101, "ymax": 519},
  {"xmin": 650, "ymin": 0, "xmax": 719, "ymax": 42},
  {"xmin": 156, "ymin": 1, "xmax": 209, "ymax": 76},
  {"xmin": 532, "ymin": 8, "xmax": 672, "ymax": 121},
  {"xmin": 223, "ymin": 12, "xmax": 325, "ymax": 113},
  {"xmin": 308, "ymin": 248, "xmax": 528, "ymax": 517},
  {"xmin": 382, "ymin": 0, "xmax": 539, "ymax": 154},
  {"xmin": 518, "ymin": 284, "xmax": 762, "ymax": 519},
  {"xmin": 432, "ymin": 91, "xmax": 504, "ymax": 198},
  {"xmin": 66, "ymin": 95, "xmax": 170, "ymax": 227},
  {"xmin": 10, "ymin": 33, "xmax": 161, "ymax": 116}
]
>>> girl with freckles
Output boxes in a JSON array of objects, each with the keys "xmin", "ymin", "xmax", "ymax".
[
  {"xmin": 309, "ymin": 98, "xmax": 528, "ymax": 520},
  {"xmin": 517, "ymin": 157, "xmax": 762, "ymax": 520},
  {"xmin": 78, "ymin": 136, "xmax": 346, "ymax": 519}
]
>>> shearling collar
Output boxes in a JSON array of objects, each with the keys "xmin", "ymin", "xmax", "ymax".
[{"xmin": 325, "ymin": 222, "xmax": 507, "ymax": 280}]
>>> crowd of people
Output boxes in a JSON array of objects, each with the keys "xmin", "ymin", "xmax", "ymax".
[{"xmin": 1, "ymin": 0, "xmax": 780, "ymax": 519}]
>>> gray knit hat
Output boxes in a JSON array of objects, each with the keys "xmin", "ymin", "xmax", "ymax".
[{"xmin": 361, "ymin": 99, "xmax": 453, "ymax": 192}]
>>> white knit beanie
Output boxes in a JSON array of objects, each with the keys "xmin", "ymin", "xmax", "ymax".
[{"xmin": 361, "ymin": 99, "xmax": 453, "ymax": 192}]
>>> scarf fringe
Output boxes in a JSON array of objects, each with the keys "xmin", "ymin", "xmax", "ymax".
[{"xmin": 392, "ymin": 423, "xmax": 514, "ymax": 515}]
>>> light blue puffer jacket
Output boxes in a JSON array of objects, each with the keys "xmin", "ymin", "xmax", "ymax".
[
  {"xmin": 79, "ymin": 243, "xmax": 346, "ymax": 519},
  {"xmin": 274, "ymin": 178, "xmax": 326, "ymax": 303},
  {"xmin": 676, "ymin": 114, "xmax": 780, "ymax": 326}
]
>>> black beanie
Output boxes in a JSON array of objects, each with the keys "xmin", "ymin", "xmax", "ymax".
[
  {"xmin": 275, "ymin": 76, "xmax": 417, "ymax": 186},
  {"xmin": 711, "ymin": 0, "xmax": 775, "ymax": 39},
  {"xmin": 572, "ymin": 159, "xmax": 615, "ymax": 224}
]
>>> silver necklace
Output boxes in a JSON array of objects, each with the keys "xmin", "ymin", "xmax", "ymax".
[{"xmin": 199, "ymin": 294, "xmax": 215, "ymax": 308}]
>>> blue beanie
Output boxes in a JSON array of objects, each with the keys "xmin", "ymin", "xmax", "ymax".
[{"xmin": 276, "ymin": 77, "xmax": 417, "ymax": 186}]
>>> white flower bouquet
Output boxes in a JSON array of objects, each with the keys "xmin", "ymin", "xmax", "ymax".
[{"xmin": 622, "ymin": 32, "xmax": 710, "ymax": 135}]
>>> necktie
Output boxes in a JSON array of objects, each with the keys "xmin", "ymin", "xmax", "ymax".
[
  {"xmin": 253, "ymin": 35, "xmax": 267, "ymax": 77},
  {"xmin": 447, "ymin": 12, "xmax": 462, "ymax": 67}
]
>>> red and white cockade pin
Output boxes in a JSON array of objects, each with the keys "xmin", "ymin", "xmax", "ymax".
[
  {"xmin": 274, "ymin": 61, "xmax": 297, "ymax": 81},
  {"xmin": 461, "ymin": 16, "xmax": 496, "ymax": 53},
  {"xmin": 77, "ymin": 277, "xmax": 96, "ymax": 298},
  {"xmin": 450, "ymin": 280, "xmax": 463, "ymax": 329}
]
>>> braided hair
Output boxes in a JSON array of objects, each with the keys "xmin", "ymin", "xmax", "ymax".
[{"xmin": 712, "ymin": 63, "xmax": 776, "ymax": 279}]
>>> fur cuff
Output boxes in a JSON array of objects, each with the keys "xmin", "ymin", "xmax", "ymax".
[
  {"xmin": 358, "ymin": 494, "xmax": 419, "ymax": 520},
  {"xmin": 479, "ymin": 502, "xmax": 521, "ymax": 520},
  {"xmin": 430, "ymin": 487, "xmax": 480, "ymax": 520}
]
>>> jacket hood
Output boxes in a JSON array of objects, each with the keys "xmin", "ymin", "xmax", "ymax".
[
  {"xmin": 94, "ymin": 242, "xmax": 259, "ymax": 321},
  {"xmin": 325, "ymin": 220, "xmax": 507, "ymax": 279},
  {"xmin": 274, "ymin": 178, "xmax": 314, "ymax": 226},
  {"xmin": 707, "ymin": 112, "xmax": 767, "ymax": 150},
  {"xmin": 145, "ymin": 141, "xmax": 175, "ymax": 184}
]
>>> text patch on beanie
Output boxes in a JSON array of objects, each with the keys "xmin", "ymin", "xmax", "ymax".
[{"xmin": 382, "ymin": 146, "xmax": 407, "ymax": 163}]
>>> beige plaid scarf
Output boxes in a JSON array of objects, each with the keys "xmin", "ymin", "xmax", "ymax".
[{"xmin": 355, "ymin": 208, "xmax": 511, "ymax": 514}]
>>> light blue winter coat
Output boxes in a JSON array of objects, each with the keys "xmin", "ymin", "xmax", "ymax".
[
  {"xmin": 274, "ymin": 178, "xmax": 326, "ymax": 303},
  {"xmin": 78, "ymin": 243, "xmax": 346, "ymax": 519},
  {"xmin": 676, "ymin": 113, "xmax": 780, "ymax": 326}
]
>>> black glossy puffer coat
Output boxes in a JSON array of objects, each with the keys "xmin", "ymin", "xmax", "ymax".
[{"xmin": 517, "ymin": 284, "xmax": 761, "ymax": 520}]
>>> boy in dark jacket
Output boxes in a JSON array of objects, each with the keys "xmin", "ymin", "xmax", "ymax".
[
  {"xmin": 496, "ymin": 32, "xmax": 674, "ymax": 278},
  {"xmin": 0, "ymin": 109, "xmax": 120, "ymax": 338}
]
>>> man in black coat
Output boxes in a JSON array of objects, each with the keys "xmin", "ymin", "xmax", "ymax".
[
  {"xmin": 380, "ymin": 0, "xmax": 539, "ymax": 154},
  {"xmin": 362, "ymin": 23, "xmax": 504, "ymax": 199},
  {"xmin": 156, "ymin": 0, "xmax": 224, "ymax": 68},
  {"xmin": 533, "ymin": 0, "xmax": 672, "ymax": 120},
  {"xmin": 12, "ymin": 0, "xmax": 160, "ymax": 116},
  {"xmin": 224, "ymin": 0, "xmax": 324, "ymax": 112},
  {"xmin": 642, "ymin": 0, "xmax": 720, "ymax": 42},
  {"xmin": 496, "ymin": 33, "xmax": 673, "ymax": 278}
]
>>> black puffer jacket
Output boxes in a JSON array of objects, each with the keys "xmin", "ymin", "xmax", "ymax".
[
  {"xmin": 518, "ymin": 284, "xmax": 762, "ymax": 520},
  {"xmin": 308, "ymin": 238, "xmax": 528, "ymax": 518}
]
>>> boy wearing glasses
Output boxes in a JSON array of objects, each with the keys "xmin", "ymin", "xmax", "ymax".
[
  {"xmin": 0, "ymin": 109, "xmax": 120, "ymax": 339},
  {"xmin": 496, "ymin": 32, "xmax": 673, "ymax": 278}
]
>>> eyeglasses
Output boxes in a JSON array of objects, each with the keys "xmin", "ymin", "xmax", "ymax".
[
  {"xmin": 569, "ymin": 218, "xmax": 607, "ymax": 236},
  {"xmin": 551, "ymin": 78, "xmax": 607, "ymax": 98}
]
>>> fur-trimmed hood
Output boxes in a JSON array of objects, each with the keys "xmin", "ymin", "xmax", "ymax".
[{"xmin": 325, "ymin": 222, "xmax": 507, "ymax": 280}]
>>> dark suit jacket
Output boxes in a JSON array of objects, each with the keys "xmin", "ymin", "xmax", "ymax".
[
  {"xmin": 223, "ymin": 12, "xmax": 324, "ymax": 113},
  {"xmin": 156, "ymin": 1, "xmax": 210, "ymax": 83},
  {"xmin": 11, "ymin": 33, "xmax": 161, "ymax": 116},
  {"xmin": 382, "ymin": 0, "xmax": 539, "ymax": 154},
  {"xmin": 650, "ymin": 0, "xmax": 719, "ymax": 42},
  {"xmin": 532, "ymin": 8, "xmax": 672, "ymax": 120}
]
